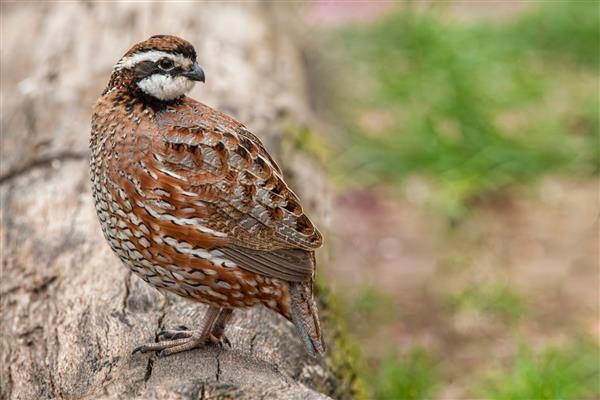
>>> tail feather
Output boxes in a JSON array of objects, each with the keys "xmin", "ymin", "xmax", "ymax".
[{"xmin": 289, "ymin": 280, "xmax": 325, "ymax": 356}]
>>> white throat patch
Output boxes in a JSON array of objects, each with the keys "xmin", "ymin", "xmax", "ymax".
[
  {"xmin": 113, "ymin": 50, "xmax": 196, "ymax": 101},
  {"xmin": 137, "ymin": 74, "xmax": 195, "ymax": 101}
]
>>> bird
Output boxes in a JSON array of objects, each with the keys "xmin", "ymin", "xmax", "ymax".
[{"xmin": 89, "ymin": 35, "xmax": 325, "ymax": 357}]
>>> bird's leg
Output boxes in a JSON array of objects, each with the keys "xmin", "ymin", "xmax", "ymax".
[
  {"xmin": 210, "ymin": 308, "xmax": 233, "ymax": 347},
  {"xmin": 133, "ymin": 305, "xmax": 223, "ymax": 357},
  {"xmin": 155, "ymin": 325, "xmax": 193, "ymax": 340},
  {"xmin": 157, "ymin": 308, "xmax": 233, "ymax": 343}
]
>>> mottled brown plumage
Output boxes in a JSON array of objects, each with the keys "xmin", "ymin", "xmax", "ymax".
[{"xmin": 90, "ymin": 35, "xmax": 324, "ymax": 356}]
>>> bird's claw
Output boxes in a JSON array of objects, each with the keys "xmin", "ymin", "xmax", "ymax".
[
  {"xmin": 222, "ymin": 335, "xmax": 232, "ymax": 348},
  {"xmin": 132, "ymin": 344, "xmax": 148, "ymax": 355},
  {"xmin": 156, "ymin": 326, "xmax": 193, "ymax": 340}
]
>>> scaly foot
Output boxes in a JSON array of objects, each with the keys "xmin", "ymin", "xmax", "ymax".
[
  {"xmin": 132, "ymin": 326, "xmax": 219, "ymax": 357},
  {"xmin": 132, "ymin": 307, "xmax": 234, "ymax": 357}
]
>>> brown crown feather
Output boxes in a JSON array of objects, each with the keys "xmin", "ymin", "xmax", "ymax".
[{"xmin": 122, "ymin": 34, "xmax": 196, "ymax": 60}]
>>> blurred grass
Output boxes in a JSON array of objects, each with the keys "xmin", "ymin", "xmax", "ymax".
[
  {"xmin": 326, "ymin": 1, "xmax": 599, "ymax": 219},
  {"xmin": 478, "ymin": 339, "xmax": 600, "ymax": 400},
  {"xmin": 375, "ymin": 348, "xmax": 439, "ymax": 400},
  {"xmin": 448, "ymin": 282, "xmax": 526, "ymax": 323},
  {"xmin": 352, "ymin": 285, "xmax": 394, "ymax": 322},
  {"xmin": 315, "ymin": 2, "xmax": 600, "ymax": 398}
]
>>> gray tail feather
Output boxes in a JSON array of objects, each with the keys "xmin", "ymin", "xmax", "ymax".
[{"xmin": 289, "ymin": 280, "xmax": 325, "ymax": 356}]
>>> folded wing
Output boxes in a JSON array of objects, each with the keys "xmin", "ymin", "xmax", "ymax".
[{"xmin": 148, "ymin": 101, "xmax": 322, "ymax": 282}]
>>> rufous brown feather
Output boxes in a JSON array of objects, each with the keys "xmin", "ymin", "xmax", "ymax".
[{"xmin": 90, "ymin": 35, "xmax": 325, "ymax": 357}]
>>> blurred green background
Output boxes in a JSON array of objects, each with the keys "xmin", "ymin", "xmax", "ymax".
[{"xmin": 304, "ymin": 1, "xmax": 599, "ymax": 398}]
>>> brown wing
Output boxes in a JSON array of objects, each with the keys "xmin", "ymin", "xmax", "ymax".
[
  {"xmin": 218, "ymin": 246, "xmax": 314, "ymax": 282},
  {"xmin": 145, "ymin": 99, "xmax": 322, "ymax": 281}
]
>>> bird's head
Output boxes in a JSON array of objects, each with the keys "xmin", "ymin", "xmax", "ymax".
[{"xmin": 111, "ymin": 35, "xmax": 205, "ymax": 101}]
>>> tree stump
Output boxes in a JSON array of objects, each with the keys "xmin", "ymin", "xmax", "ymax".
[{"xmin": 1, "ymin": 3, "xmax": 353, "ymax": 399}]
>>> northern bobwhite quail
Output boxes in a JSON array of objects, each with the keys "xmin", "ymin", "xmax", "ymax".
[{"xmin": 90, "ymin": 35, "xmax": 324, "ymax": 357}]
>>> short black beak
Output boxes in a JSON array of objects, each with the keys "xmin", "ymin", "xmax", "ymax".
[{"xmin": 183, "ymin": 63, "xmax": 205, "ymax": 82}]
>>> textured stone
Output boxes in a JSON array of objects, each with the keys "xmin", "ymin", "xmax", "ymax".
[{"xmin": 0, "ymin": 3, "xmax": 335, "ymax": 399}]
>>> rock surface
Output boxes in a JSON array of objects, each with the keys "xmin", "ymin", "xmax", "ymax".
[{"xmin": 0, "ymin": 3, "xmax": 339, "ymax": 399}]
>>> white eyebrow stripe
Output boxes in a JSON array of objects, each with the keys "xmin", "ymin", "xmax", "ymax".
[{"xmin": 114, "ymin": 50, "xmax": 190, "ymax": 71}]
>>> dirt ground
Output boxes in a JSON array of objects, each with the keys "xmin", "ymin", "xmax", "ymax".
[
  {"xmin": 304, "ymin": 1, "xmax": 598, "ymax": 395},
  {"xmin": 322, "ymin": 177, "xmax": 599, "ymax": 397}
]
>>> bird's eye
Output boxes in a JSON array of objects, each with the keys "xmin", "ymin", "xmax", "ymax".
[{"xmin": 158, "ymin": 58, "xmax": 175, "ymax": 71}]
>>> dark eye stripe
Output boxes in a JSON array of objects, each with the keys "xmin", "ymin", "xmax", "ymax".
[
  {"xmin": 165, "ymin": 67, "xmax": 184, "ymax": 76},
  {"xmin": 133, "ymin": 60, "xmax": 184, "ymax": 81},
  {"xmin": 133, "ymin": 60, "xmax": 157, "ymax": 79},
  {"xmin": 158, "ymin": 58, "xmax": 175, "ymax": 70}
]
